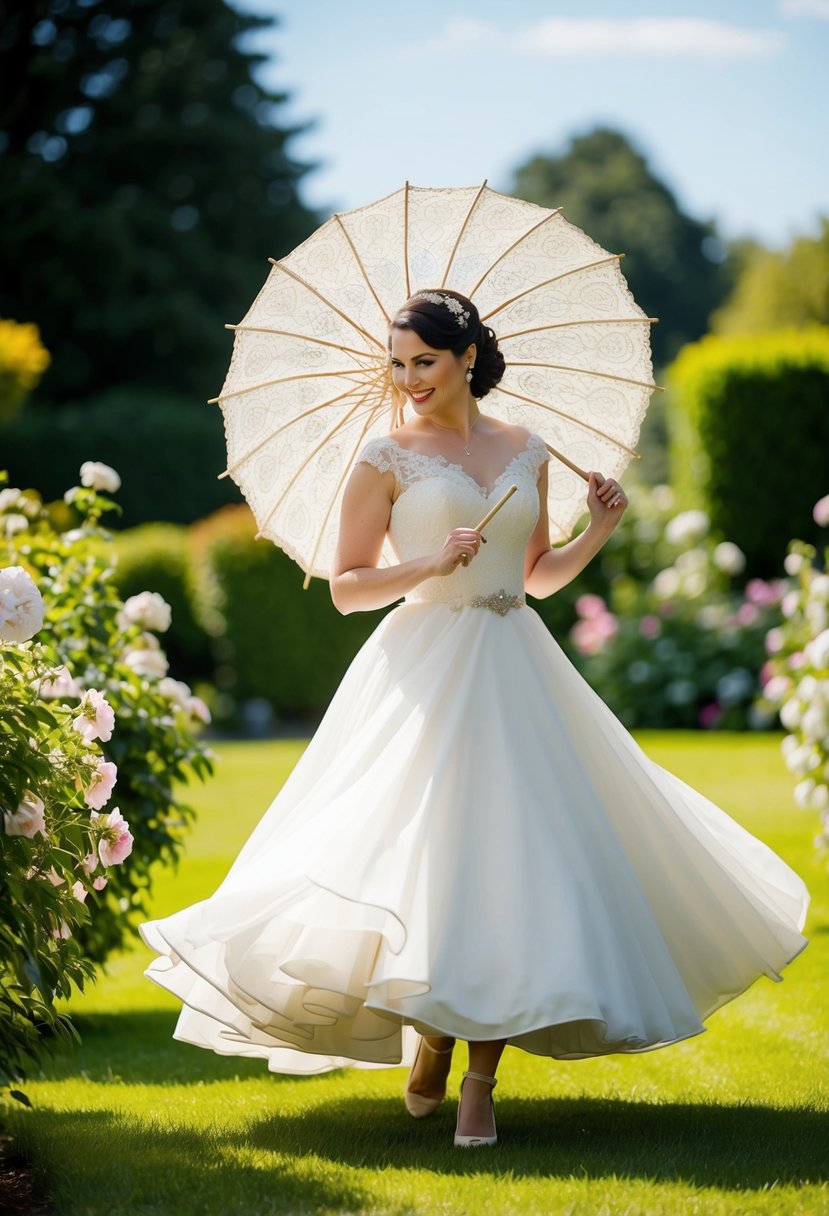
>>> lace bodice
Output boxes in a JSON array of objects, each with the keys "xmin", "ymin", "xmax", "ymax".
[{"xmin": 357, "ymin": 432, "xmax": 550, "ymax": 610}]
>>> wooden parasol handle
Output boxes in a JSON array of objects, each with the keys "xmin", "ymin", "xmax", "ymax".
[
  {"xmin": 546, "ymin": 442, "xmax": 590, "ymax": 483},
  {"xmin": 473, "ymin": 484, "xmax": 518, "ymax": 533}
]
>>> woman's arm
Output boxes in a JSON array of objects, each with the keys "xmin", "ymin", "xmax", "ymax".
[
  {"xmin": 330, "ymin": 463, "xmax": 483, "ymax": 615},
  {"xmin": 524, "ymin": 462, "xmax": 627, "ymax": 600}
]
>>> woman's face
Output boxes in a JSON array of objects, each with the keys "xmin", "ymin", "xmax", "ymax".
[{"xmin": 389, "ymin": 326, "xmax": 470, "ymax": 416}]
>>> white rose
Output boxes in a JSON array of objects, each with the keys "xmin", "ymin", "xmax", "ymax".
[
  {"xmin": 0, "ymin": 487, "xmax": 23, "ymax": 511},
  {"xmin": 118, "ymin": 591, "xmax": 172, "ymax": 633},
  {"xmin": 781, "ymin": 590, "xmax": 800, "ymax": 619},
  {"xmin": 36, "ymin": 665, "xmax": 82, "ymax": 700},
  {"xmin": 665, "ymin": 510, "xmax": 709, "ymax": 546},
  {"xmin": 653, "ymin": 568, "xmax": 680, "ymax": 599},
  {"xmin": 810, "ymin": 574, "xmax": 829, "ymax": 602},
  {"xmin": 779, "ymin": 699, "xmax": 803, "ymax": 730},
  {"xmin": 682, "ymin": 571, "xmax": 707, "ymax": 599},
  {"xmin": 794, "ymin": 778, "xmax": 816, "ymax": 808},
  {"xmin": 797, "ymin": 675, "xmax": 818, "ymax": 701},
  {"xmin": 122, "ymin": 648, "xmax": 169, "ymax": 679},
  {"xmin": 801, "ymin": 704, "xmax": 829, "ymax": 742},
  {"xmin": 79, "ymin": 461, "xmax": 121, "ymax": 493},
  {"xmin": 3, "ymin": 513, "xmax": 28, "ymax": 537},
  {"xmin": 763, "ymin": 675, "xmax": 791, "ymax": 702},
  {"xmin": 676, "ymin": 548, "xmax": 707, "ymax": 573},
  {"xmin": 811, "ymin": 783, "xmax": 829, "ymax": 811},
  {"xmin": 159, "ymin": 676, "xmax": 192, "ymax": 709},
  {"xmin": 806, "ymin": 602, "xmax": 829, "ymax": 635},
  {"xmin": 0, "ymin": 566, "xmax": 45, "ymax": 643},
  {"xmin": 805, "ymin": 629, "xmax": 829, "ymax": 670},
  {"xmin": 712, "ymin": 541, "xmax": 746, "ymax": 576}
]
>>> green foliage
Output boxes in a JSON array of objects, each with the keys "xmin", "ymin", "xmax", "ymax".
[
  {"xmin": 0, "ymin": 0, "xmax": 318, "ymax": 409},
  {"xmin": 511, "ymin": 127, "xmax": 730, "ymax": 366},
  {"xmin": 666, "ymin": 327, "xmax": 829, "ymax": 575},
  {"xmin": 565, "ymin": 487, "xmax": 782, "ymax": 729},
  {"xmin": 0, "ymin": 389, "xmax": 238, "ymax": 526},
  {"xmin": 759, "ymin": 529, "xmax": 829, "ymax": 851},
  {"xmin": 712, "ymin": 218, "xmax": 829, "ymax": 334},
  {"xmin": 190, "ymin": 505, "xmax": 388, "ymax": 722},
  {"xmin": 110, "ymin": 522, "xmax": 210, "ymax": 683},
  {"xmin": 0, "ymin": 642, "xmax": 98, "ymax": 1093},
  {"xmin": 0, "ymin": 467, "xmax": 213, "ymax": 1092}
]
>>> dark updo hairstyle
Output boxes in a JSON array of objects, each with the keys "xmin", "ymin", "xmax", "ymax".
[{"xmin": 390, "ymin": 289, "xmax": 506, "ymax": 400}]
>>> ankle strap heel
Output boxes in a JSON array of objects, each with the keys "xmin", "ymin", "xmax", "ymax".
[{"xmin": 454, "ymin": 1070, "xmax": 498, "ymax": 1147}]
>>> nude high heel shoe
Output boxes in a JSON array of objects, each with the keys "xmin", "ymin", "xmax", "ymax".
[
  {"xmin": 453, "ymin": 1070, "xmax": 498, "ymax": 1147},
  {"xmin": 404, "ymin": 1036, "xmax": 455, "ymax": 1118}
]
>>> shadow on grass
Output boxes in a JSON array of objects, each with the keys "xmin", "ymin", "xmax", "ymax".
[
  {"xmin": 243, "ymin": 1095, "xmax": 828, "ymax": 1191},
  {"xmin": 13, "ymin": 1108, "xmax": 394, "ymax": 1216},
  {"xmin": 31, "ymin": 1009, "xmax": 827, "ymax": 1198}
]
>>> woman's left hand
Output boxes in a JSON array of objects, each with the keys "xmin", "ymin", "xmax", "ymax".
[{"xmin": 587, "ymin": 471, "xmax": 628, "ymax": 530}]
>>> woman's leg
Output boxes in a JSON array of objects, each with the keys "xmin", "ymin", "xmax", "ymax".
[
  {"xmin": 406, "ymin": 1034, "xmax": 456, "ymax": 1099},
  {"xmin": 456, "ymin": 1038, "xmax": 507, "ymax": 1138}
]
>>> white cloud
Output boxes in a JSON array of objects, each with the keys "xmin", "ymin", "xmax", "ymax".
[
  {"xmin": 404, "ymin": 16, "xmax": 783, "ymax": 60},
  {"xmin": 780, "ymin": 0, "xmax": 829, "ymax": 17}
]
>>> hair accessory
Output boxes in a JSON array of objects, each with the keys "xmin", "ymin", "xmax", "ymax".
[{"xmin": 412, "ymin": 291, "xmax": 470, "ymax": 329}]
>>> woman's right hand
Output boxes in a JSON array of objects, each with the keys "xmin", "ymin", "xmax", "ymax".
[{"xmin": 431, "ymin": 528, "xmax": 484, "ymax": 576}]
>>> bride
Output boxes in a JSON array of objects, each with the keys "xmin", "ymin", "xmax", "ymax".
[{"xmin": 140, "ymin": 289, "xmax": 809, "ymax": 1150}]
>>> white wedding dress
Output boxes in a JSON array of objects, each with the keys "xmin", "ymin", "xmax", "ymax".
[{"xmin": 140, "ymin": 432, "xmax": 809, "ymax": 1075}]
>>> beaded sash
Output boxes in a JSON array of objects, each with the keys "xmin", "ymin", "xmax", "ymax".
[{"xmin": 450, "ymin": 590, "xmax": 525, "ymax": 616}]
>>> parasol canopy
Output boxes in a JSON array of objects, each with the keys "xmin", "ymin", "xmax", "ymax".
[{"xmin": 213, "ymin": 182, "xmax": 660, "ymax": 585}]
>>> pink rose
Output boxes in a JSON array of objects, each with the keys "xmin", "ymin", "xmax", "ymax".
[
  {"xmin": 736, "ymin": 602, "xmax": 760, "ymax": 627},
  {"xmin": 639, "ymin": 615, "xmax": 661, "ymax": 639},
  {"xmin": 84, "ymin": 759, "xmax": 118, "ymax": 810},
  {"xmin": 72, "ymin": 689, "xmax": 115, "ymax": 743},
  {"xmin": 91, "ymin": 807, "xmax": 134, "ymax": 867},
  {"xmin": 813, "ymin": 494, "xmax": 829, "ymax": 528},
  {"xmin": 575, "ymin": 594, "xmax": 607, "ymax": 620},
  {"xmin": 4, "ymin": 791, "xmax": 46, "ymax": 838}
]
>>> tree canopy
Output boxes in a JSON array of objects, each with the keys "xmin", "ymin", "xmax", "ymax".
[
  {"xmin": 711, "ymin": 219, "xmax": 829, "ymax": 334},
  {"xmin": 0, "ymin": 0, "xmax": 319, "ymax": 408},
  {"xmin": 511, "ymin": 128, "xmax": 731, "ymax": 367}
]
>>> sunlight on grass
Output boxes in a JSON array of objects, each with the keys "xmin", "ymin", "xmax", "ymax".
[{"xmin": 3, "ymin": 733, "xmax": 828, "ymax": 1215}]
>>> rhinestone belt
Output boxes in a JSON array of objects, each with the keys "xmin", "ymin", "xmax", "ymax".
[{"xmin": 451, "ymin": 590, "xmax": 525, "ymax": 616}]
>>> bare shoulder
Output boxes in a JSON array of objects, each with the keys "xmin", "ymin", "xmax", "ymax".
[{"xmin": 480, "ymin": 416, "xmax": 532, "ymax": 450}]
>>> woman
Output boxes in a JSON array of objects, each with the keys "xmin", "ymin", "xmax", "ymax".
[{"xmin": 140, "ymin": 290, "xmax": 808, "ymax": 1150}]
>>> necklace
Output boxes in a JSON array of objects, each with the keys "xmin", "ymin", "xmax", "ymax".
[{"xmin": 429, "ymin": 412, "xmax": 481, "ymax": 456}]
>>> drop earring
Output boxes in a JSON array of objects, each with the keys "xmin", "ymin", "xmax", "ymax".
[{"xmin": 466, "ymin": 366, "xmax": 474, "ymax": 383}]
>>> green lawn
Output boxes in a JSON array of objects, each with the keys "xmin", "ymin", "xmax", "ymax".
[{"xmin": 3, "ymin": 733, "xmax": 828, "ymax": 1216}]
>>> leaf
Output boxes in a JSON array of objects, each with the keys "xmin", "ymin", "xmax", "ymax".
[{"xmin": 9, "ymin": 1088, "xmax": 33, "ymax": 1107}]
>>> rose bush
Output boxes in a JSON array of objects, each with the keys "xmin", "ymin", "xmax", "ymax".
[
  {"xmin": 758, "ymin": 495, "xmax": 829, "ymax": 855},
  {"xmin": 568, "ymin": 485, "xmax": 785, "ymax": 729},
  {"xmin": 0, "ymin": 467, "xmax": 213, "ymax": 1098}
]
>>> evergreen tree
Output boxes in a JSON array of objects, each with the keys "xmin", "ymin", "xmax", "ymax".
[
  {"xmin": 512, "ymin": 128, "xmax": 731, "ymax": 367},
  {"xmin": 0, "ymin": 0, "xmax": 318, "ymax": 407}
]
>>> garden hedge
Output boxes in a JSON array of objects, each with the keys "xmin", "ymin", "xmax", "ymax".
[
  {"xmin": 189, "ymin": 505, "xmax": 389, "ymax": 723},
  {"xmin": 111, "ymin": 523, "xmax": 211, "ymax": 684},
  {"xmin": 667, "ymin": 327, "xmax": 829, "ymax": 574}
]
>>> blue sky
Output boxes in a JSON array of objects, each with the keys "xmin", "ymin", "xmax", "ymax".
[{"xmin": 232, "ymin": 0, "xmax": 829, "ymax": 249}]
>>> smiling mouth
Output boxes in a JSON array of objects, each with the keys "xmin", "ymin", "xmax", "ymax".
[{"xmin": 408, "ymin": 389, "xmax": 434, "ymax": 403}]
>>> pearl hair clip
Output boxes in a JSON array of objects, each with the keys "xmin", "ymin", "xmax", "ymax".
[{"xmin": 413, "ymin": 291, "xmax": 470, "ymax": 329}]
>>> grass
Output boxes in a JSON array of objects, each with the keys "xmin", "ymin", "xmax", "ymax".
[{"xmin": 2, "ymin": 732, "xmax": 828, "ymax": 1216}]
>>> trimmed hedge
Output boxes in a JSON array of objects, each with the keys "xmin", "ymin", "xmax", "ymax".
[
  {"xmin": 666, "ymin": 327, "xmax": 829, "ymax": 574},
  {"xmin": 110, "ymin": 523, "xmax": 211, "ymax": 684},
  {"xmin": 189, "ymin": 505, "xmax": 389, "ymax": 722},
  {"xmin": 1, "ymin": 388, "xmax": 237, "ymax": 527}
]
